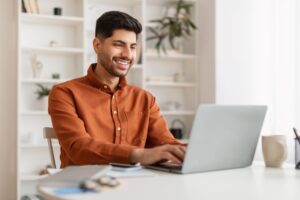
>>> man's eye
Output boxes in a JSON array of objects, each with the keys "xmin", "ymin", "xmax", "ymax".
[
  {"xmin": 131, "ymin": 46, "xmax": 137, "ymax": 50},
  {"xmin": 113, "ymin": 43, "xmax": 122, "ymax": 47}
]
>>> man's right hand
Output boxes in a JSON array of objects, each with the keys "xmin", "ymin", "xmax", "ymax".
[{"xmin": 129, "ymin": 144, "xmax": 186, "ymax": 165}]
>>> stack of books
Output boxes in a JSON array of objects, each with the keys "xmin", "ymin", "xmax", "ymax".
[{"xmin": 22, "ymin": 0, "xmax": 40, "ymax": 14}]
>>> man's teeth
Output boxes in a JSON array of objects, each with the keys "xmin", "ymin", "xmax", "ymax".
[{"xmin": 115, "ymin": 59, "xmax": 130, "ymax": 65}]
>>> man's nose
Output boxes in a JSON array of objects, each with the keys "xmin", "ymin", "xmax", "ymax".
[{"xmin": 121, "ymin": 46, "xmax": 133, "ymax": 59}]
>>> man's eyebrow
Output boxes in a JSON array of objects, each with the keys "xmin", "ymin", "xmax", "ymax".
[{"xmin": 112, "ymin": 40, "xmax": 137, "ymax": 46}]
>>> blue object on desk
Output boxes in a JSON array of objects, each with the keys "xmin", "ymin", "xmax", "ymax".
[{"xmin": 53, "ymin": 187, "xmax": 93, "ymax": 195}]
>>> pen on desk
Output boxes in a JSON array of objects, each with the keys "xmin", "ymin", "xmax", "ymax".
[{"xmin": 293, "ymin": 127, "xmax": 300, "ymax": 145}]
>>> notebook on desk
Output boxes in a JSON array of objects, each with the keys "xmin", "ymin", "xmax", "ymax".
[
  {"xmin": 39, "ymin": 165, "xmax": 111, "ymax": 187},
  {"xmin": 146, "ymin": 105, "xmax": 267, "ymax": 174}
]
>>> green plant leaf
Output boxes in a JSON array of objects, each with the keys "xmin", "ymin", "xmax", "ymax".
[
  {"xmin": 146, "ymin": 0, "xmax": 197, "ymax": 55},
  {"xmin": 35, "ymin": 84, "xmax": 51, "ymax": 100}
]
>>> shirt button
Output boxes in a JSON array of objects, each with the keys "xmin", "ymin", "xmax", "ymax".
[
  {"xmin": 117, "ymin": 127, "xmax": 121, "ymax": 131},
  {"xmin": 104, "ymin": 85, "xmax": 108, "ymax": 89},
  {"xmin": 113, "ymin": 110, "xmax": 117, "ymax": 115}
]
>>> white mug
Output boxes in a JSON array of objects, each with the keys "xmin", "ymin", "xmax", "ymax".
[{"xmin": 262, "ymin": 135, "xmax": 287, "ymax": 168}]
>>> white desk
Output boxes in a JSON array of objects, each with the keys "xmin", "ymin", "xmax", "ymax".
[{"xmin": 37, "ymin": 162, "xmax": 300, "ymax": 200}]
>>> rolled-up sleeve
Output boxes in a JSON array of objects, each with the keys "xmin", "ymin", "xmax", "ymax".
[{"xmin": 146, "ymin": 96, "xmax": 181, "ymax": 147}]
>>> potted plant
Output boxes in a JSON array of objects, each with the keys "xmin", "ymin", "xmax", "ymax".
[
  {"xmin": 35, "ymin": 83, "xmax": 51, "ymax": 110},
  {"xmin": 147, "ymin": 0, "xmax": 197, "ymax": 54}
]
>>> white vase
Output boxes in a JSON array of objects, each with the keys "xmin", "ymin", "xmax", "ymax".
[{"xmin": 30, "ymin": 54, "xmax": 43, "ymax": 78}]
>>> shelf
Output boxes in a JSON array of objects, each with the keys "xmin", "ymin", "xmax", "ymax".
[
  {"xmin": 147, "ymin": 0, "xmax": 195, "ymax": 5},
  {"xmin": 21, "ymin": 111, "xmax": 48, "ymax": 116},
  {"xmin": 21, "ymin": 13, "xmax": 84, "ymax": 26},
  {"xmin": 146, "ymin": 52, "xmax": 196, "ymax": 60},
  {"xmin": 20, "ymin": 174, "xmax": 48, "ymax": 181},
  {"xmin": 146, "ymin": 22, "xmax": 158, "ymax": 28},
  {"xmin": 161, "ymin": 110, "xmax": 195, "ymax": 116},
  {"xmin": 145, "ymin": 81, "xmax": 196, "ymax": 87},
  {"xmin": 22, "ymin": 46, "xmax": 84, "ymax": 55},
  {"xmin": 132, "ymin": 64, "xmax": 143, "ymax": 69},
  {"xmin": 21, "ymin": 78, "xmax": 67, "ymax": 84},
  {"xmin": 88, "ymin": 0, "xmax": 142, "ymax": 6}
]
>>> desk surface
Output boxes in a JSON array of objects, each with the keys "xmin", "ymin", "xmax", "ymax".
[{"xmin": 38, "ymin": 162, "xmax": 300, "ymax": 200}]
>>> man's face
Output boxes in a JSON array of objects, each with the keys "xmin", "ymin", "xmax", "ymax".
[{"xmin": 95, "ymin": 29, "xmax": 137, "ymax": 77}]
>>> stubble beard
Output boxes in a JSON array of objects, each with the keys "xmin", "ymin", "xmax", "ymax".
[{"xmin": 98, "ymin": 52, "xmax": 133, "ymax": 77}]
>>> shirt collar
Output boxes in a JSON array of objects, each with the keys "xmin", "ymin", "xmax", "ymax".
[{"xmin": 87, "ymin": 63, "xmax": 128, "ymax": 90}]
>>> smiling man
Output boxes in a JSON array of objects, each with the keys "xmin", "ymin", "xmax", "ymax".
[{"xmin": 48, "ymin": 11, "xmax": 185, "ymax": 168}]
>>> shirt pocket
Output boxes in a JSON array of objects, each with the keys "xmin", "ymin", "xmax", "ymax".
[{"xmin": 124, "ymin": 110, "xmax": 149, "ymax": 146}]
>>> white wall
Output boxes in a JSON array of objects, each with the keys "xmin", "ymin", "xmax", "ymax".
[
  {"xmin": 0, "ymin": 0, "xmax": 17, "ymax": 199},
  {"xmin": 296, "ymin": 0, "xmax": 300, "ymax": 129},
  {"xmin": 197, "ymin": 0, "xmax": 216, "ymax": 104},
  {"xmin": 215, "ymin": 0, "xmax": 296, "ymax": 163}
]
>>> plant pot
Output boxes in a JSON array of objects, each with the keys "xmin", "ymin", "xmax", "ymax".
[{"xmin": 39, "ymin": 96, "xmax": 49, "ymax": 111}]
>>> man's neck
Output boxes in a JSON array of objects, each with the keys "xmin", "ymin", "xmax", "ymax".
[{"xmin": 94, "ymin": 64, "xmax": 119, "ymax": 92}]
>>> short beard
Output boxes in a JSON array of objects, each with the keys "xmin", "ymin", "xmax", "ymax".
[{"xmin": 98, "ymin": 52, "xmax": 132, "ymax": 77}]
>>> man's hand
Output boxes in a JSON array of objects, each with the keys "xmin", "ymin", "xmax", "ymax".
[{"xmin": 130, "ymin": 144, "xmax": 186, "ymax": 165}]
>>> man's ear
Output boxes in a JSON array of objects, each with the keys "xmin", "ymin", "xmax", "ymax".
[{"xmin": 93, "ymin": 37, "xmax": 101, "ymax": 54}]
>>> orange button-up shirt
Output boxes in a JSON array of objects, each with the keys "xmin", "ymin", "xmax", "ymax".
[{"xmin": 49, "ymin": 64, "xmax": 179, "ymax": 168}]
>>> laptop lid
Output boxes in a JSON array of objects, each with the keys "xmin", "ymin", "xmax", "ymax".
[{"xmin": 181, "ymin": 105, "xmax": 267, "ymax": 174}]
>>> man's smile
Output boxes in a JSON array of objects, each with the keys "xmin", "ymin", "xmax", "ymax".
[{"xmin": 113, "ymin": 58, "xmax": 132, "ymax": 70}]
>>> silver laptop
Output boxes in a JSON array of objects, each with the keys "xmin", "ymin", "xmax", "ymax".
[{"xmin": 147, "ymin": 105, "xmax": 267, "ymax": 174}]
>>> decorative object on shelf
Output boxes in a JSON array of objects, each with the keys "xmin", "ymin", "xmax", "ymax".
[
  {"xmin": 35, "ymin": 84, "xmax": 51, "ymax": 100},
  {"xmin": 30, "ymin": 54, "xmax": 43, "ymax": 78},
  {"xmin": 53, "ymin": 7, "xmax": 62, "ymax": 16},
  {"xmin": 35, "ymin": 84, "xmax": 51, "ymax": 110},
  {"xmin": 163, "ymin": 101, "xmax": 181, "ymax": 110},
  {"xmin": 39, "ymin": 164, "xmax": 53, "ymax": 175},
  {"xmin": 52, "ymin": 73, "xmax": 60, "ymax": 79},
  {"xmin": 146, "ymin": 0, "xmax": 197, "ymax": 54},
  {"xmin": 170, "ymin": 119, "xmax": 186, "ymax": 139},
  {"xmin": 49, "ymin": 40, "xmax": 58, "ymax": 47},
  {"xmin": 173, "ymin": 72, "xmax": 185, "ymax": 82}
]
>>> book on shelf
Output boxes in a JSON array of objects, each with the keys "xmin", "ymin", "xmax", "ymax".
[
  {"xmin": 35, "ymin": 0, "xmax": 40, "ymax": 14},
  {"xmin": 22, "ymin": 0, "xmax": 40, "ymax": 14},
  {"xmin": 23, "ymin": 0, "xmax": 32, "ymax": 13},
  {"xmin": 21, "ymin": 0, "xmax": 26, "ymax": 13},
  {"xmin": 30, "ymin": 0, "xmax": 40, "ymax": 14}
]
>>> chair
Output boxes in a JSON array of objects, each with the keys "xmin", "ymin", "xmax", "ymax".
[{"xmin": 43, "ymin": 127, "xmax": 57, "ymax": 168}]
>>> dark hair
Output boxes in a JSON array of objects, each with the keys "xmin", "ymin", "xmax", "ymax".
[{"xmin": 95, "ymin": 11, "xmax": 142, "ymax": 39}]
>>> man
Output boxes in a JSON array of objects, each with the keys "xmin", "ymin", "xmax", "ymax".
[{"xmin": 49, "ymin": 11, "xmax": 186, "ymax": 168}]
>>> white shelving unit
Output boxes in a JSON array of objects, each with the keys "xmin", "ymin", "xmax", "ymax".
[
  {"xmin": 17, "ymin": 0, "xmax": 85, "ymax": 198},
  {"xmin": 17, "ymin": 0, "xmax": 198, "ymax": 198}
]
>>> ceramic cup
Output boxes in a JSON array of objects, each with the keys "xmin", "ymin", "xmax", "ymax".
[{"xmin": 262, "ymin": 135, "xmax": 287, "ymax": 168}]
